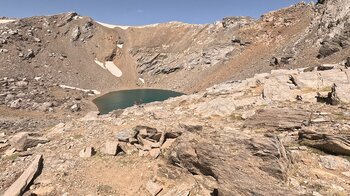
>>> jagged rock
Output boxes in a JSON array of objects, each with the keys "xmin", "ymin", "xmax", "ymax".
[
  {"xmin": 222, "ymin": 16, "xmax": 255, "ymax": 28},
  {"xmin": 101, "ymin": 141, "xmax": 120, "ymax": 156},
  {"xmin": 179, "ymin": 124, "xmax": 203, "ymax": 132},
  {"xmin": 56, "ymin": 12, "xmax": 78, "ymax": 27},
  {"xmin": 9, "ymin": 132, "xmax": 50, "ymax": 151},
  {"xmin": 116, "ymin": 129, "xmax": 138, "ymax": 142},
  {"xmin": 24, "ymin": 49, "xmax": 35, "ymax": 60},
  {"xmin": 4, "ymin": 155, "xmax": 43, "ymax": 196},
  {"xmin": 0, "ymin": 143, "xmax": 10, "ymax": 153},
  {"xmin": 345, "ymin": 57, "xmax": 350, "ymax": 67},
  {"xmin": 161, "ymin": 138, "xmax": 176, "ymax": 149},
  {"xmin": 70, "ymin": 103, "xmax": 81, "ymax": 112},
  {"xmin": 79, "ymin": 147, "xmax": 95, "ymax": 158},
  {"xmin": 71, "ymin": 27, "xmax": 81, "ymax": 41},
  {"xmin": 38, "ymin": 102, "xmax": 53, "ymax": 112},
  {"xmin": 317, "ymin": 64, "xmax": 335, "ymax": 71},
  {"xmin": 149, "ymin": 148, "xmax": 161, "ymax": 159},
  {"xmin": 248, "ymin": 136, "xmax": 291, "ymax": 180},
  {"xmin": 169, "ymin": 131, "xmax": 293, "ymax": 195},
  {"xmin": 317, "ymin": 41, "xmax": 341, "ymax": 58},
  {"xmin": 9, "ymin": 99, "xmax": 22, "ymax": 109},
  {"xmin": 154, "ymin": 65, "xmax": 182, "ymax": 75},
  {"xmin": 299, "ymin": 130, "xmax": 350, "ymax": 156},
  {"xmin": 244, "ymin": 108, "xmax": 310, "ymax": 131},
  {"xmin": 315, "ymin": 83, "xmax": 340, "ymax": 105},
  {"xmin": 146, "ymin": 181, "xmax": 163, "ymax": 196}
]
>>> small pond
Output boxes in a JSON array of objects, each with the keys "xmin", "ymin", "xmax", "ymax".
[{"xmin": 93, "ymin": 89, "xmax": 185, "ymax": 114}]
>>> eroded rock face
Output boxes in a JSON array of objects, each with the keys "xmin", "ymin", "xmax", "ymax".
[
  {"xmin": 244, "ymin": 108, "xmax": 310, "ymax": 131},
  {"xmin": 316, "ymin": 0, "xmax": 350, "ymax": 58},
  {"xmin": 299, "ymin": 130, "xmax": 350, "ymax": 156},
  {"xmin": 169, "ymin": 126, "xmax": 295, "ymax": 195}
]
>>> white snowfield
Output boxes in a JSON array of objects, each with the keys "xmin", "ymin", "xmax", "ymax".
[
  {"xmin": 94, "ymin": 59, "xmax": 123, "ymax": 77},
  {"xmin": 139, "ymin": 78, "xmax": 145, "ymax": 84},
  {"xmin": 97, "ymin": 21, "xmax": 159, "ymax": 30},
  {"xmin": 0, "ymin": 19, "xmax": 16, "ymax": 24},
  {"xmin": 59, "ymin": 85, "xmax": 101, "ymax": 95}
]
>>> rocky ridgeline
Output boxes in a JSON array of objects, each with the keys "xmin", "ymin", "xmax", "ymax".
[
  {"xmin": 130, "ymin": 18, "xmax": 254, "ymax": 76},
  {"xmin": 1, "ymin": 62, "xmax": 350, "ymax": 195}
]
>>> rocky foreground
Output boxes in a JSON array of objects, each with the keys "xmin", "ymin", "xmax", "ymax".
[{"xmin": 1, "ymin": 61, "xmax": 350, "ymax": 195}]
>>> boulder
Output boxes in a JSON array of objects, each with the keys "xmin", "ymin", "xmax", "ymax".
[
  {"xmin": 71, "ymin": 27, "xmax": 81, "ymax": 41},
  {"xmin": 79, "ymin": 147, "xmax": 95, "ymax": 158},
  {"xmin": 101, "ymin": 141, "xmax": 120, "ymax": 156},
  {"xmin": 9, "ymin": 132, "xmax": 49, "ymax": 151},
  {"xmin": 319, "ymin": 155, "xmax": 350, "ymax": 170},
  {"xmin": 149, "ymin": 148, "xmax": 161, "ymax": 159},
  {"xmin": 4, "ymin": 155, "xmax": 43, "ymax": 196},
  {"xmin": 70, "ymin": 103, "xmax": 81, "ymax": 112},
  {"xmin": 146, "ymin": 181, "xmax": 163, "ymax": 196},
  {"xmin": 116, "ymin": 129, "xmax": 137, "ymax": 142}
]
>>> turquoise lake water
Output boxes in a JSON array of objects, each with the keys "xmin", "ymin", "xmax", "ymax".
[{"xmin": 93, "ymin": 89, "xmax": 184, "ymax": 114}]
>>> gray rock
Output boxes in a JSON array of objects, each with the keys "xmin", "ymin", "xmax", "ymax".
[
  {"xmin": 70, "ymin": 103, "xmax": 81, "ymax": 112},
  {"xmin": 116, "ymin": 129, "xmax": 137, "ymax": 142},
  {"xmin": 24, "ymin": 49, "xmax": 35, "ymax": 59},
  {"xmin": 16, "ymin": 81, "xmax": 28, "ymax": 87},
  {"xmin": 9, "ymin": 132, "xmax": 50, "ymax": 151},
  {"xmin": 319, "ymin": 155, "xmax": 350, "ymax": 170},
  {"xmin": 71, "ymin": 27, "xmax": 81, "ymax": 41},
  {"xmin": 56, "ymin": 12, "xmax": 78, "ymax": 27},
  {"xmin": 9, "ymin": 99, "xmax": 22, "ymax": 109}
]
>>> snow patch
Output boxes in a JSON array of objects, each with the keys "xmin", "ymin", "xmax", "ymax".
[
  {"xmin": 94, "ymin": 59, "xmax": 122, "ymax": 77},
  {"xmin": 59, "ymin": 85, "xmax": 101, "ymax": 95},
  {"xmin": 97, "ymin": 22, "xmax": 129, "ymax": 29},
  {"xmin": 0, "ymin": 19, "xmax": 16, "ymax": 24},
  {"xmin": 105, "ymin": 61, "xmax": 123, "ymax": 77},
  {"xmin": 94, "ymin": 59, "xmax": 106, "ymax": 69},
  {"xmin": 97, "ymin": 21, "xmax": 159, "ymax": 30}
]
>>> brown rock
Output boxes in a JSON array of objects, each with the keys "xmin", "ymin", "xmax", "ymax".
[
  {"xmin": 149, "ymin": 148, "xmax": 161, "ymax": 159},
  {"xmin": 79, "ymin": 147, "xmax": 95, "ymax": 158},
  {"xmin": 101, "ymin": 141, "xmax": 119, "ymax": 156},
  {"xmin": 0, "ymin": 143, "xmax": 10, "ymax": 153},
  {"xmin": 146, "ymin": 181, "xmax": 163, "ymax": 196},
  {"xmin": 10, "ymin": 132, "xmax": 50, "ymax": 151},
  {"xmin": 161, "ymin": 138, "xmax": 176, "ymax": 149}
]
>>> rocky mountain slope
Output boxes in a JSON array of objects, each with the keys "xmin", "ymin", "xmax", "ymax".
[{"xmin": 1, "ymin": 0, "xmax": 350, "ymax": 195}]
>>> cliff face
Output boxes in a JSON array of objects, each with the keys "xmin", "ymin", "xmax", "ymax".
[{"xmin": 315, "ymin": 0, "xmax": 350, "ymax": 58}]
